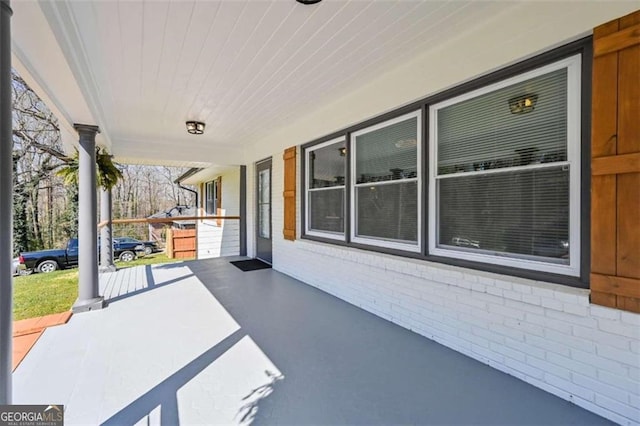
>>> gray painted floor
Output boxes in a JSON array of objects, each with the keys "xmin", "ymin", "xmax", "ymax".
[{"xmin": 14, "ymin": 257, "xmax": 613, "ymax": 425}]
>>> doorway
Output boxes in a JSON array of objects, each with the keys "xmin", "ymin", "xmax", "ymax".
[{"xmin": 256, "ymin": 158, "xmax": 272, "ymax": 264}]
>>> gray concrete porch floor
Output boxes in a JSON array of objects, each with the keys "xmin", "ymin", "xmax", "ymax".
[{"xmin": 13, "ymin": 257, "xmax": 612, "ymax": 425}]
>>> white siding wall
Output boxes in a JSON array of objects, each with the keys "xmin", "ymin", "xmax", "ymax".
[
  {"xmin": 197, "ymin": 168, "xmax": 241, "ymax": 259},
  {"xmin": 248, "ymin": 150, "xmax": 640, "ymax": 426}
]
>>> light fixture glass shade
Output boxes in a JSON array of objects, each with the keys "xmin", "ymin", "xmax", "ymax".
[
  {"xmin": 186, "ymin": 121, "xmax": 205, "ymax": 135},
  {"xmin": 508, "ymin": 94, "xmax": 538, "ymax": 114}
]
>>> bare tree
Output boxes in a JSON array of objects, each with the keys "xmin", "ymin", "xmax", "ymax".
[
  {"xmin": 11, "ymin": 70, "xmax": 197, "ymax": 253},
  {"xmin": 12, "ymin": 71, "xmax": 68, "ymax": 252}
]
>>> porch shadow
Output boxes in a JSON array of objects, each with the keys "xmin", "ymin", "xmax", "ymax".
[
  {"xmin": 149, "ymin": 261, "xmax": 196, "ymax": 270},
  {"xmin": 101, "ymin": 329, "xmax": 245, "ymax": 426},
  {"xmin": 237, "ymin": 370, "xmax": 283, "ymax": 424},
  {"xmin": 102, "ymin": 264, "xmax": 194, "ymax": 303}
]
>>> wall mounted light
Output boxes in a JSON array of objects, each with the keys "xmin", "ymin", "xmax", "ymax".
[
  {"xmin": 508, "ymin": 94, "xmax": 538, "ymax": 114},
  {"xmin": 186, "ymin": 121, "xmax": 205, "ymax": 135},
  {"xmin": 338, "ymin": 147, "xmax": 347, "ymax": 157}
]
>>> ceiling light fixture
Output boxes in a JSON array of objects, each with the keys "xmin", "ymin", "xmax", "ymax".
[
  {"xmin": 186, "ymin": 121, "xmax": 205, "ymax": 135},
  {"xmin": 296, "ymin": 0, "xmax": 322, "ymax": 4},
  {"xmin": 508, "ymin": 94, "xmax": 538, "ymax": 115},
  {"xmin": 394, "ymin": 138, "xmax": 417, "ymax": 148}
]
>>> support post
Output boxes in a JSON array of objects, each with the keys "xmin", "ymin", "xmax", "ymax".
[
  {"xmin": 0, "ymin": 0, "xmax": 12, "ymax": 405},
  {"xmin": 72, "ymin": 124, "xmax": 105, "ymax": 313},
  {"xmin": 99, "ymin": 187, "xmax": 116, "ymax": 272}
]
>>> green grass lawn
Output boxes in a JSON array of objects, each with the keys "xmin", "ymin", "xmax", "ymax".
[
  {"xmin": 13, "ymin": 253, "xmax": 189, "ymax": 321},
  {"xmin": 117, "ymin": 252, "xmax": 187, "ymax": 269},
  {"xmin": 14, "ymin": 269, "xmax": 78, "ymax": 321}
]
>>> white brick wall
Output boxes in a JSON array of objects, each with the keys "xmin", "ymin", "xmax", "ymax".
[{"xmin": 242, "ymin": 149, "xmax": 640, "ymax": 426}]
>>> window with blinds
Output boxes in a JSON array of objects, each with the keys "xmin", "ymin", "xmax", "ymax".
[
  {"xmin": 306, "ymin": 137, "xmax": 346, "ymax": 239},
  {"xmin": 351, "ymin": 111, "xmax": 421, "ymax": 251},
  {"xmin": 429, "ymin": 56, "xmax": 581, "ymax": 276}
]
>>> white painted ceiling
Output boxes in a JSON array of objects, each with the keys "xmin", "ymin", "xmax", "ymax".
[{"xmin": 12, "ymin": 0, "xmax": 519, "ymax": 167}]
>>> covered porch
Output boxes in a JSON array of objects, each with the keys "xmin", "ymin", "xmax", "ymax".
[
  {"xmin": 2, "ymin": 1, "xmax": 639, "ymax": 423},
  {"xmin": 14, "ymin": 257, "xmax": 610, "ymax": 425}
]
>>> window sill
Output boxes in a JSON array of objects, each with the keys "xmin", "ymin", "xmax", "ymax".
[{"xmin": 429, "ymin": 246, "xmax": 579, "ymax": 278}]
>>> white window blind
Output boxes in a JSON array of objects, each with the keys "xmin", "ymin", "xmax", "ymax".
[
  {"xmin": 307, "ymin": 138, "xmax": 346, "ymax": 237},
  {"xmin": 437, "ymin": 68, "xmax": 568, "ymax": 175},
  {"xmin": 439, "ymin": 167, "xmax": 569, "ymax": 261},
  {"xmin": 352, "ymin": 113, "xmax": 420, "ymax": 249},
  {"xmin": 430, "ymin": 56, "xmax": 581, "ymax": 275}
]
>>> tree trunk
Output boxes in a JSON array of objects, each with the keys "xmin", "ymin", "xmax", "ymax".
[
  {"xmin": 29, "ymin": 184, "xmax": 42, "ymax": 249},
  {"xmin": 60, "ymin": 184, "xmax": 78, "ymax": 239}
]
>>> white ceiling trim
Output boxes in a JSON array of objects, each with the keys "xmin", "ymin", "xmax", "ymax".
[
  {"xmin": 37, "ymin": 0, "xmax": 111, "ymax": 149},
  {"xmin": 111, "ymin": 136, "xmax": 244, "ymax": 167},
  {"xmin": 180, "ymin": 166, "xmax": 238, "ymax": 185},
  {"xmin": 114, "ymin": 157, "xmax": 212, "ymax": 169}
]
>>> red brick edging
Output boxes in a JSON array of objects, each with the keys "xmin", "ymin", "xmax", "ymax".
[{"xmin": 12, "ymin": 311, "xmax": 72, "ymax": 371}]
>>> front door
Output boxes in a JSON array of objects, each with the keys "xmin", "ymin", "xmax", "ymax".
[{"xmin": 256, "ymin": 159, "xmax": 272, "ymax": 264}]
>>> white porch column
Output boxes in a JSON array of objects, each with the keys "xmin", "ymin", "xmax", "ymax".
[
  {"xmin": 99, "ymin": 187, "xmax": 116, "ymax": 272},
  {"xmin": 0, "ymin": 0, "xmax": 12, "ymax": 404},
  {"xmin": 72, "ymin": 124, "xmax": 105, "ymax": 313}
]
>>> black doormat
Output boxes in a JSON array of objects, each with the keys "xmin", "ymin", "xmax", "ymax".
[{"xmin": 230, "ymin": 259, "xmax": 272, "ymax": 272}]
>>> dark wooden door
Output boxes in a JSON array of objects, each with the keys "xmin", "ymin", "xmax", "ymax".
[{"xmin": 256, "ymin": 159, "xmax": 273, "ymax": 264}]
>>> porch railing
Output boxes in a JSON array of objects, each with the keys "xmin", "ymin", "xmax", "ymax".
[
  {"xmin": 97, "ymin": 215, "xmax": 240, "ymax": 228},
  {"xmin": 97, "ymin": 215, "xmax": 242, "ymax": 260}
]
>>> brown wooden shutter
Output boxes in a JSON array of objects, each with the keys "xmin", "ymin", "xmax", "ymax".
[
  {"xmin": 283, "ymin": 146, "xmax": 297, "ymax": 241},
  {"xmin": 591, "ymin": 10, "xmax": 640, "ymax": 313}
]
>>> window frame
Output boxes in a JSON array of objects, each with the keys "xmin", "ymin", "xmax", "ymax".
[
  {"xmin": 428, "ymin": 55, "xmax": 582, "ymax": 277},
  {"xmin": 350, "ymin": 110, "xmax": 422, "ymax": 252},
  {"xmin": 305, "ymin": 136, "xmax": 347, "ymax": 241},
  {"xmin": 299, "ymin": 37, "xmax": 591, "ymax": 288},
  {"xmin": 205, "ymin": 180, "xmax": 218, "ymax": 215}
]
